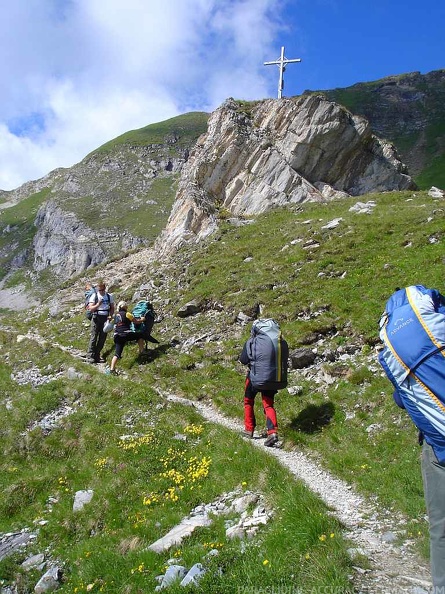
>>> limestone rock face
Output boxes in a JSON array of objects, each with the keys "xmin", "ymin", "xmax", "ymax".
[
  {"xmin": 158, "ymin": 95, "xmax": 415, "ymax": 252},
  {"xmin": 320, "ymin": 69, "xmax": 445, "ymax": 176},
  {"xmin": 32, "ymin": 200, "xmax": 140, "ymax": 278},
  {"xmin": 33, "ymin": 201, "xmax": 106, "ymax": 277}
]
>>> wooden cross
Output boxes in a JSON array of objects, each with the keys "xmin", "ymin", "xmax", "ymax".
[{"xmin": 264, "ymin": 46, "xmax": 301, "ymax": 99}]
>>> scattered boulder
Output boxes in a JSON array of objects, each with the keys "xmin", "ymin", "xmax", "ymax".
[
  {"xmin": 148, "ymin": 515, "xmax": 212, "ymax": 554},
  {"xmin": 155, "ymin": 564, "xmax": 187, "ymax": 591},
  {"xmin": 34, "ymin": 566, "xmax": 62, "ymax": 593},
  {"xmin": 287, "ymin": 385, "xmax": 304, "ymax": 396},
  {"xmin": 148, "ymin": 489, "xmax": 271, "ymax": 554},
  {"xmin": 0, "ymin": 531, "xmax": 36, "ymax": 562},
  {"xmin": 236, "ymin": 311, "xmax": 253, "ymax": 324},
  {"xmin": 321, "ymin": 217, "xmax": 343, "ymax": 230},
  {"xmin": 289, "ymin": 348, "xmax": 317, "ymax": 369},
  {"xmin": 176, "ymin": 301, "xmax": 201, "ymax": 318},
  {"xmin": 21, "ymin": 553, "xmax": 45, "ymax": 572},
  {"xmin": 73, "ymin": 490, "xmax": 94, "ymax": 512},
  {"xmin": 180, "ymin": 563, "xmax": 206, "ymax": 587},
  {"xmin": 428, "ymin": 186, "xmax": 444, "ymax": 198},
  {"xmin": 349, "ymin": 200, "xmax": 377, "ymax": 214},
  {"xmin": 230, "ymin": 492, "xmax": 259, "ymax": 513}
]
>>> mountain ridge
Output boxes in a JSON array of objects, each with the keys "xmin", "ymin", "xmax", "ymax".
[{"xmin": 0, "ymin": 69, "xmax": 444, "ymax": 305}]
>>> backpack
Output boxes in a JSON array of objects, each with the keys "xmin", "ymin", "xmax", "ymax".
[
  {"xmin": 84, "ymin": 285, "xmax": 111, "ymax": 320},
  {"xmin": 378, "ymin": 285, "xmax": 445, "ymax": 460},
  {"xmin": 130, "ymin": 300, "xmax": 155, "ymax": 336},
  {"xmin": 84, "ymin": 286, "xmax": 98, "ymax": 320},
  {"xmin": 247, "ymin": 318, "xmax": 289, "ymax": 391}
]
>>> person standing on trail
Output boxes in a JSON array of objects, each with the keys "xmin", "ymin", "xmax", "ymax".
[
  {"xmin": 379, "ymin": 285, "xmax": 445, "ymax": 589},
  {"xmin": 239, "ymin": 319, "xmax": 288, "ymax": 447},
  {"xmin": 86, "ymin": 279, "xmax": 114, "ymax": 364}
]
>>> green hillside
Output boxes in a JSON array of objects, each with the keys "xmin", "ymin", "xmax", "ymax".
[
  {"xmin": 92, "ymin": 112, "xmax": 209, "ymax": 154},
  {"xmin": 0, "ymin": 188, "xmax": 51, "ymax": 286},
  {"xmin": 0, "ymin": 113, "xmax": 210, "ymax": 293},
  {"xmin": 1, "ymin": 188, "xmax": 441, "ymax": 591}
]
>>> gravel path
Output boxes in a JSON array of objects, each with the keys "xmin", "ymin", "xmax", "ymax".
[{"xmin": 162, "ymin": 392, "xmax": 432, "ymax": 594}]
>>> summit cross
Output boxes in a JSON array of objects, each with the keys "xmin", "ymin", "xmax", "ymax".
[{"xmin": 264, "ymin": 46, "xmax": 301, "ymax": 99}]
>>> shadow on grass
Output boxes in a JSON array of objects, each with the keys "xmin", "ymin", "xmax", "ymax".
[
  {"xmin": 131, "ymin": 343, "xmax": 172, "ymax": 367},
  {"xmin": 288, "ymin": 402, "xmax": 335, "ymax": 434}
]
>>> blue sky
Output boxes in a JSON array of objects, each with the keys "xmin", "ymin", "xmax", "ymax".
[{"xmin": 0, "ymin": 0, "xmax": 443, "ymax": 191}]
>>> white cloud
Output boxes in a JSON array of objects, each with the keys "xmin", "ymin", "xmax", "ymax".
[{"xmin": 0, "ymin": 0, "xmax": 286, "ymax": 191}]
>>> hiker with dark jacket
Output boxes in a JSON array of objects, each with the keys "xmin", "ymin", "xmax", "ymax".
[
  {"xmin": 87, "ymin": 279, "xmax": 114, "ymax": 363},
  {"xmin": 107, "ymin": 301, "xmax": 146, "ymax": 375},
  {"xmin": 239, "ymin": 319, "xmax": 289, "ymax": 447}
]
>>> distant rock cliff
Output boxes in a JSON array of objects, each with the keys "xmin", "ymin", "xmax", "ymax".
[
  {"xmin": 32, "ymin": 200, "xmax": 131, "ymax": 277},
  {"xmin": 0, "ymin": 113, "xmax": 208, "ymax": 284},
  {"xmin": 158, "ymin": 94, "xmax": 415, "ymax": 251},
  {"xmin": 319, "ymin": 69, "xmax": 445, "ymax": 180}
]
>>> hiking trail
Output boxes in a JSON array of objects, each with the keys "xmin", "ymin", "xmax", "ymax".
[{"xmin": 160, "ymin": 391, "xmax": 432, "ymax": 594}]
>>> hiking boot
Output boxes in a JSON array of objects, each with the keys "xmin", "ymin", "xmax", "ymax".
[
  {"xmin": 105, "ymin": 368, "xmax": 118, "ymax": 376},
  {"xmin": 87, "ymin": 357, "xmax": 97, "ymax": 364},
  {"xmin": 242, "ymin": 430, "xmax": 254, "ymax": 439},
  {"xmin": 264, "ymin": 433, "xmax": 279, "ymax": 447}
]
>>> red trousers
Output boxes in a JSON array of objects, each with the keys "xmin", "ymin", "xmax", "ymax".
[{"xmin": 244, "ymin": 376, "xmax": 278, "ymax": 435}]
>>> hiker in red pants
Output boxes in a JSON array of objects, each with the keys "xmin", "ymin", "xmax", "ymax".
[
  {"xmin": 239, "ymin": 319, "xmax": 289, "ymax": 447},
  {"xmin": 243, "ymin": 375, "xmax": 279, "ymax": 447}
]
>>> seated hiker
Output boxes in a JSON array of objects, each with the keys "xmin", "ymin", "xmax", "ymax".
[{"xmin": 107, "ymin": 301, "xmax": 146, "ymax": 375}]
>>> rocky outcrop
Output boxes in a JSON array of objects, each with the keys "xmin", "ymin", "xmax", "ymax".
[
  {"xmin": 33, "ymin": 200, "xmax": 122, "ymax": 277},
  {"xmin": 320, "ymin": 69, "xmax": 445, "ymax": 176},
  {"xmin": 158, "ymin": 95, "xmax": 415, "ymax": 252}
]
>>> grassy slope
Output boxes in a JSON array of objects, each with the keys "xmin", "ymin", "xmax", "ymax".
[
  {"xmin": 1, "ymin": 188, "xmax": 442, "ymax": 591},
  {"xmin": 91, "ymin": 112, "xmax": 209, "ymax": 154},
  {"xmin": 0, "ymin": 335, "xmax": 351, "ymax": 592}
]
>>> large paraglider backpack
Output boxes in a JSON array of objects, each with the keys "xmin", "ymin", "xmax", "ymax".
[
  {"xmin": 247, "ymin": 318, "xmax": 289, "ymax": 391},
  {"xmin": 130, "ymin": 300, "xmax": 155, "ymax": 336},
  {"xmin": 378, "ymin": 285, "xmax": 445, "ymax": 441}
]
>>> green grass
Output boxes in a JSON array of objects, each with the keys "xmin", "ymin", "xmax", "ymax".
[
  {"xmin": 0, "ymin": 349, "xmax": 352, "ymax": 592},
  {"xmin": 63, "ymin": 176, "xmax": 178, "ymax": 241},
  {"xmin": 416, "ymin": 152, "xmax": 445, "ymax": 189},
  {"xmin": 1, "ymin": 188, "xmax": 442, "ymax": 591},
  {"xmin": 92, "ymin": 112, "xmax": 209, "ymax": 154}
]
